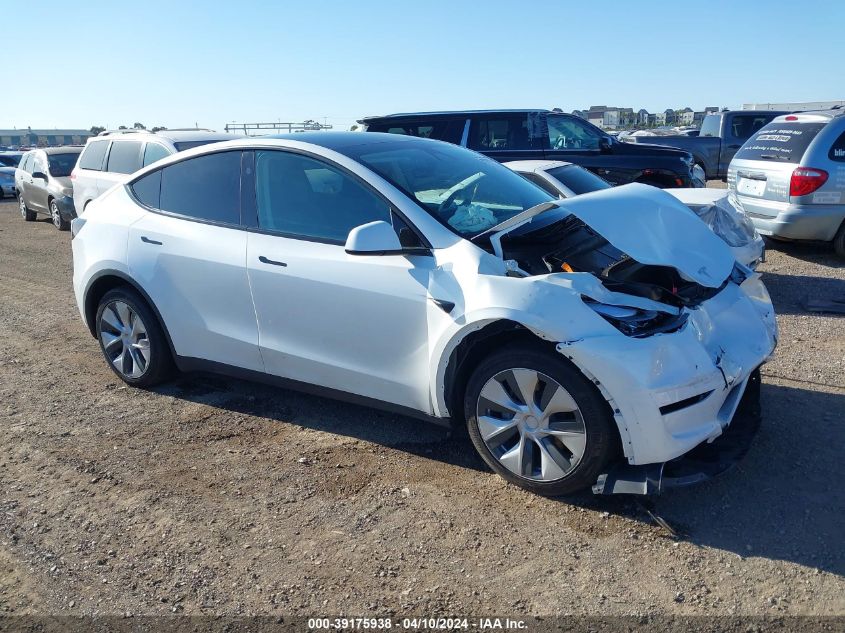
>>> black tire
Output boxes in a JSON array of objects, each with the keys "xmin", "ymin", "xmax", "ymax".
[
  {"xmin": 833, "ymin": 221, "xmax": 845, "ymax": 258},
  {"xmin": 95, "ymin": 287, "xmax": 173, "ymax": 388},
  {"xmin": 19, "ymin": 196, "xmax": 36, "ymax": 221},
  {"xmin": 464, "ymin": 345, "xmax": 618, "ymax": 496},
  {"xmin": 50, "ymin": 199, "xmax": 70, "ymax": 231}
]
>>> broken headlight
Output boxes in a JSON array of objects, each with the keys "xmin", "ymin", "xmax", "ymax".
[{"xmin": 585, "ymin": 300, "xmax": 686, "ymax": 338}]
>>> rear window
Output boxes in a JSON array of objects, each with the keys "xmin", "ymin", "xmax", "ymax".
[
  {"xmin": 699, "ymin": 114, "xmax": 720, "ymax": 137},
  {"xmin": 547, "ymin": 165, "xmax": 611, "ymax": 195},
  {"xmin": 733, "ymin": 121, "xmax": 826, "ymax": 163},
  {"xmin": 78, "ymin": 141, "xmax": 110, "ymax": 171},
  {"xmin": 172, "ymin": 140, "xmax": 225, "ymax": 152},
  {"xmin": 47, "ymin": 152, "xmax": 81, "ymax": 177},
  {"xmin": 366, "ymin": 119, "xmax": 466, "ymax": 145},
  {"xmin": 106, "ymin": 141, "xmax": 143, "ymax": 174},
  {"xmin": 159, "ymin": 151, "xmax": 241, "ymax": 224},
  {"xmin": 829, "ymin": 130, "xmax": 845, "ymax": 162}
]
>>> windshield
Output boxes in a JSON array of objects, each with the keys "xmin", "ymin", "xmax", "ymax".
[
  {"xmin": 47, "ymin": 152, "xmax": 81, "ymax": 177},
  {"xmin": 547, "ymin": 165, "xmax": 611, "ymax": 195},
  {"xmin": 339, "ymin": 139, "xmax": 552, "ymax": 237}
]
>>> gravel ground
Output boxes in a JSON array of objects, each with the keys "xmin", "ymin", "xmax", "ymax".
[{"xmin": 0, "ymin": 197, "xmax": 843, "ymax": 618}]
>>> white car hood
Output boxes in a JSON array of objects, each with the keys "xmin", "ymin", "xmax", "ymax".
[{"xmin": 549, "ymin": 183, "xmax": 736, "ymax": 288}]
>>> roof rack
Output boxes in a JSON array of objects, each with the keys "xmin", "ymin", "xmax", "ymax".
[{"xmin": 98, "ymin": 129, "xmax": 153, "ymax": 137}]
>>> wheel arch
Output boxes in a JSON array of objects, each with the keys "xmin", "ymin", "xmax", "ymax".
[{"xmin": 83, "ymin": 270, "xmax": 177, "ymax": 359}]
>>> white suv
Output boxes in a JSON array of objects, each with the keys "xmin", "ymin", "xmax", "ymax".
[
  {"xmin": 72, "ymin": 129, "xmax": 239, "ymax": 215},
  {"xmin": 71, "ymin": 133, "xmax": 777, "ymax": 496}
]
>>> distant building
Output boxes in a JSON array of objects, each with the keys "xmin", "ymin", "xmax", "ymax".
[
  {"xmin": 743, "ymin": 100, "xmax": 845, "ymax": 112},
  {"xmin": 637, "ymin": 109, "xmax": 650, "ymax": 126},
  {"xmin": 677, "ymin": 107, "xmax": 694, "ymax": 126},
  {"xmin": 571, "ymin": 109, "xmax": 588, "ymax": 120},
  {"xmin": 0, "ymin": 129, "xmax": 91, "ymax": 148}
]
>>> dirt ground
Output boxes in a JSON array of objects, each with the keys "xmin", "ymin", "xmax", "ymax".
[{"xmin": 0, "ymin": 197, "xmax": 843, "ymax": 618}]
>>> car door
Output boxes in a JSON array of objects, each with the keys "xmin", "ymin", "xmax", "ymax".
[
  {"xmin": 244, "ymin": 149, "xmax": 434, "ymax": 413},
  {"xmin": 127, "ymin": 150, "xmax": 264, "ymax": 372},
  {"xmin": 28, "ymin": 152, "xmax": 50, "ymax": 213},
  {"xmin": 15, "ymin": 153, "xmax": 32, "ymax": 202}
]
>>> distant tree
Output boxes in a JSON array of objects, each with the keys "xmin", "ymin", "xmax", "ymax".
[
  {"xmin": 89, "ymin": 125, "xmax": 106, "ymax": 136},
  {"xmin": 133, "ymin": 122, "xmax": 146, "ymax": 130},
  {"xmin": 118, "ymin": 125, "xmax": 127, "ymax": 130},
  {"xmin": 151, "ymin": 126, "xmax": 167, "ymax": 132}
]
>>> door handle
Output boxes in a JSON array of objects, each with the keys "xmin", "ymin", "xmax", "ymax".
[
  {"xmin": 259, "ymin": 255, "xmax": 287, "ymax": 267},
  {"xmin": 140, "ymin": 236, "xmax": 162, "ymax": 245}
]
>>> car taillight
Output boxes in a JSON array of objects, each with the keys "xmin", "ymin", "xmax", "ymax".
[{"xmin": 789, "ymin": 168, "xmax": 828, "ymax": 197}]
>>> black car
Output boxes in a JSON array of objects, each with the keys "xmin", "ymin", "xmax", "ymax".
[{"xmin": 359, "ymin": 110, "xmax": 703, "ymax": 188}]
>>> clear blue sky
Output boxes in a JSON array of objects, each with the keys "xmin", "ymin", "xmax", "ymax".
[{"xmin": 9, "ymin": 0, "xmax": 844, "ymax": 132}]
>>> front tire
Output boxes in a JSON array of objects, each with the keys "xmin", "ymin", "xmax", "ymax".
[
  {"xmin": 50, "ymin": 199, "xmax": 69, "ymax": 231},
  {"xmin": 19, "ymin": 196, "xmax": 36, "ymax": 221},
  {"xmin": 95, "ymin": 287, "xmax": 172, "ymax": 387},
  {"xmin": 464, "ymin": 345, "xmax": 618, "ymax": 496}
]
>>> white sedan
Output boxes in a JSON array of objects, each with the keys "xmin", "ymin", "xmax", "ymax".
[
  {"xmin": 71, "ymin": 134, "xmax": 777, "ymax": 496},
  {"xmin": 505, "ymin": 160, "xmax": 765, "ymax": 268}
]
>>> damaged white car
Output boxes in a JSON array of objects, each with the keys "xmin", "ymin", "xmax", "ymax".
[{"xmin": 71, "ymin": 133, "xmax": 777, "ymax": 496}]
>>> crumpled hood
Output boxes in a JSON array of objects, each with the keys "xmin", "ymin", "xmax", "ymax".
[{"xmin": 553, "ymin": 183, "xmax": 735, "ymax": 288}]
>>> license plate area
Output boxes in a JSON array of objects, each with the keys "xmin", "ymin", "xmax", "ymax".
[{"xmin": 737, "ymin": 176, "xmax": 766, "ymax": 197}]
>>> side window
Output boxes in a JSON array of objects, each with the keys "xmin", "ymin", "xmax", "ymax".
[
  {"xmin": 159, "ymin": 151, "xmax": 241, "ymax": 224},
  {"xmin": 131, "ymin": 170, "xmax": 162, "ymax": 208},
  {"xmin": 106, "ymin": 141, "xmax": 143, "ymax": 174},
  {"xmin": 730, "ymin": 115, "xmax": 771, "ymax": 140},
  {"xmin": 547, "ymin": 115, "xmax": 603, "ymax": 150},
  {"xmin": 143, "ymin": 142, "xmax": 171, "ymax": 167},
  {"xmin": 469, "ymin": 115, "xmax": 543, "ymax": 151},
  {"xmin": 254, "ymin": 150, "xmax": 391, "ymax": 243},
  {"xmin": 829, "ymin": 130, "xmax": 845, "ymax": 162},
  {"xmin": 78, "ymin": 141, "xmax": 110, "ymax": 171},
  {"xmin": 32, "ymin": 153, "xmax": 47, "ymax": 175},
  {"xmin": 370, "ymin": 119, "xmax": 466, "ymax": 145},
  {"xmin": 20, "ymin": 153, "xmax": 32, "ymax": 173},
  {"xmin": 521, "ymin": 172, "xmax": 563, "ymax": 197},
  {"xmin": 699, "ymin": 115, "xmax": 720, "ymax": 137}
]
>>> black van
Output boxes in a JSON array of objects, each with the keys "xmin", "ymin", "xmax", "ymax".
[{"xmin": 359, "ymin": 110, "xmax": 703, "ymax": 188}]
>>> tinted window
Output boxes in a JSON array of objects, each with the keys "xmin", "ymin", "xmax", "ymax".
[
  {"xmin": 521, "ymin": 172, "xmax": 562, "ymax": 197},
  {"xmin": 734, "ymin": 121, "xmax": 826, "ymax": 163},
  {"xmin": 79, "ymin": 141, "xmax": 109, "ymax": 171},
  {"xmin": 143, "ymin": 143, "xmax": 171, "ymax": 167},
  {"xmin": 337, "ymin": 139, "xmax": 552, "ymax": 237},
  {"xmin": 47, "ymin": 152, "xmax": 81, "ymax": 177},
  {"xmin": 730, "ymin": 114, "xmax": 774, "ymax": 140},
  {"xmin": 829, "ymin": 130, "xmax": 845, "ymax": 162},
  {"xmin": 131, "ymin": 170, "xmax": 161, "ymax": 208},
  {"xmin": 19, "ymin": 153, "xmax": 32, "ymax": 173},
  {"xmin": 159, "ymin": 151, "xmax": 241, "ymax": 224},
  {"xmin": 469, "ymin": 114, "xmax": 545, "ymax": 151},
  {"xmin": 106, "ymin": 141, "xmax": 142, "ymax": 174},
  {"xmin": 255, "ymin": 151, "xmax": 391, "ymax": 242},
  {"xmin": 547, "ymin": 165, "xmax": 611, "ymax": 195},
  {"xmin": 367, "ymin": 119, "xmax": 466, "ymax": 145},
  {"xmin": 547, "ymin": 115, "xmax": 603, "ymax": 150},
  {"xmin": 172, "ymin": 140, "xmax": 225, "ymax": 152},
  {"xmin": 699, "ymin": 114, "xmax": 721, "ymax": 137}
]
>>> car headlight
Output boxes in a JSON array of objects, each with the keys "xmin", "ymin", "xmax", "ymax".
[
  {"xmin": 584, "ymin": 300, "xmax": 686, "ymax": 338},
  {"xmin": 691, "ymin": 194, "xmax": 757, "ymax": 247}
]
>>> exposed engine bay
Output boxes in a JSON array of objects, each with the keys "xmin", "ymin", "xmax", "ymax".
[{"xmin": 499, "ymin": 214, "xmax": 726, "ymax": 309}]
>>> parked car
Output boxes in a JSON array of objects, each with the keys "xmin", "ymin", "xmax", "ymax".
[
  {"xmin": 15, "ymin": 147, "xmax": 82, "ymax": 230},
  {"xmin": 505, "ymin": 160, "xmax": 764, "ymax": 267},
  {"xmin": 71, "ymin": 133, "xmax": 776, "ymax": 496},
  {"xmin": 728, "ymin": 109, "xmax": 845, "ymax": 256},
  {"xmin": 359, "ymin": 110, "xmax": 705, "ymax": 188},
  {"xmin": 0, "ymin": 151, "xmax": 24, "ymax": 167},
  {"xmin": 0, "ymin": 166, "xmax": 16, "ymax": 198},
  {"xmin": 626, "ymin": 110, "xmax": 788, "ymax": 180},
  {"xmin": 72, "ymin": 128, "xmax": 240, "ymax": 214}
]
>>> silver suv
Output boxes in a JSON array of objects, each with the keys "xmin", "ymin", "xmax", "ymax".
[
  {"xmin": 72, "ymin": 128, "xmax": 239, "ymax": 214},
  {"xmin": 728, "ymin": 109, "xmax": 845, "ymax": 256}
]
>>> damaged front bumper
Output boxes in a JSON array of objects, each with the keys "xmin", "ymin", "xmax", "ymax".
[{"xmin": 592, "ymin": 368, "xmax": 762, "ymax": 494}]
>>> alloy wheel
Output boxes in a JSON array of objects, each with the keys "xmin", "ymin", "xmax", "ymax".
[
  {"xmin": 99, "ymin": 300, "xmax": 151, "ymax": 379},
  {"xmin": 19, "ymin": 197, "xmax": 26, "ymax": 218},
  {"xmin": 51, "ymin": 201, "xmax": 61, "ymax": 228},
  {"xmin": 476, "ymin": 368, "xmax": 587, "ymax": 481}
]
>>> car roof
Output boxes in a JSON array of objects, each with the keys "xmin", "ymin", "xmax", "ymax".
[
  {"xmin": 40, "ymin": 146, "xmax": 83, "ymax": 155},
  {"xmin": 94, "ymin": 129, "xmax": 239, "ymax": 143},
  {"xmin": 503, "ymin": 160, "xmax": 575, "ymax": 172},
  {"xmin": 359, "ymin": 109, "xmax": 553, "ymax": 122},
  {"xmin": 769, "ymin": 109, "xmax": 845, "ymax": 123}
]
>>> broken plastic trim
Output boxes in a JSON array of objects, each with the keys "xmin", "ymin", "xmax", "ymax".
[{"xmin": 593, "ymin": 368, "xmax": 762, "ymax": 495}]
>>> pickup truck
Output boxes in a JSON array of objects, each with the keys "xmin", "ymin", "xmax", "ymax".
[
  {"xmin": 626, "ymin": 110, "xmax": 788, "ymax": 180},
  {"xmin": 360, "ymin": 110, "xmax": 704, "ymax": 188}
]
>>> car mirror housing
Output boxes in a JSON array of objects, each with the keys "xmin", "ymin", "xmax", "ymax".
[{"xmin": 345, "ymin": 220, "xmax": 404, "ymax": 255}]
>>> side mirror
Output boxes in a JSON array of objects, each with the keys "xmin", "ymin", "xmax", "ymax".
[
  {"xmin": 345, "ymin": 220, "xmax": 403, "ymax": 255},
  {"xmin": 32, "ymin": 171, "xmax": 48, "ymax": 180},
  {"xmin": 598, "ymin": 137, "xmax": 612, "ymax": 153}
]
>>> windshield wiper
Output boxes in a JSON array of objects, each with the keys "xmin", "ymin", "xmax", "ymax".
[{"xmin": 758, "ymin": 153, "xmax": 789, "ymax": 161}]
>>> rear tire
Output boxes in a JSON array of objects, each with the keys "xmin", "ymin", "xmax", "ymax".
[
  {"xmin": 464, "ymin": 345, "xmax": 618, "ymax": 496},
  {"xmin": 95, "ymin": 287, "xmax": 173, "ymax": 387},
  {"xmin": 19, "ymin": 196, "xmax": 36, "ymax": 221},
  {"xmin": 833, "ymin": 221, "xmax": 845, "ymax": 258},
  {"xmin": 50, "ymin": 199, "xmax": 69, "ymax": 231}
]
